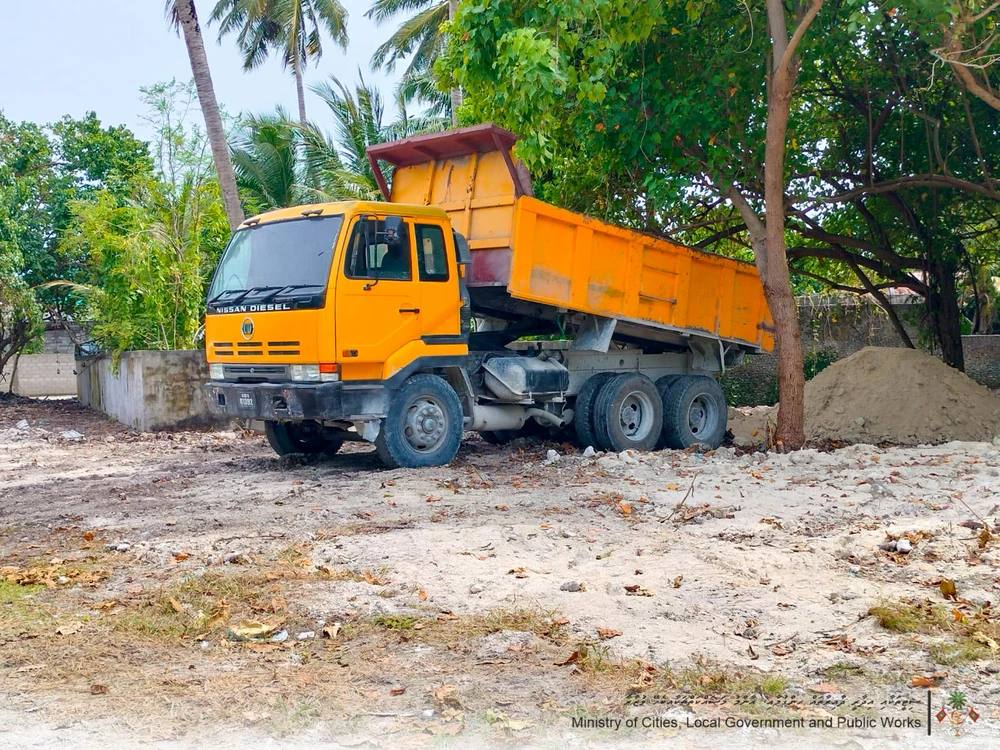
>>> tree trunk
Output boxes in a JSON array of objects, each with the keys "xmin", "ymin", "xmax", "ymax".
[
  {"xmin": 927, "ymin": 251, "xmax": 965, "ymax": 370},
  {"xmin": 448, "ymin": 0, "xmax": 463, "ymax": 125},
  {"xmin": 174, "ymin": 0, "xmax": 244, "ymax": 232},
  {"xmin": 758, "ymin": 0, "xmax": 823, "ymax": 450},
  {"xmin": 293, "ymin": 47, "xmax": 308, "ymax": 124}
]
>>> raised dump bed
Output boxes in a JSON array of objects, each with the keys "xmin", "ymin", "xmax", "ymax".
[{"xmin": 367, "ymin": 124, "xmax": 773, "ymax": 356}]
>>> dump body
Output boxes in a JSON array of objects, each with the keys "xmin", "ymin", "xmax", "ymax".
[{"xmin": 368, "ymin": 125, "xmax": 774, "ymax": 354}]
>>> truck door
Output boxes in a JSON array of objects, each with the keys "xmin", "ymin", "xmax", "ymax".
[
  {"xmin": 413, "ymin": 222, "xmax": 463, "ymax": 342},
  {"xmin": 335, "ymin": 215, "xmax": 421, "ymax": 373}
]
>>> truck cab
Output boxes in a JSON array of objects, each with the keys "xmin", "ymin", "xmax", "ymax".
[{"xmin": 205, "ymin": 201, "xmax": 471, "ymax": 460}]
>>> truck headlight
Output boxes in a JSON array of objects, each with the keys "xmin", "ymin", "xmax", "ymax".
[
  {"xmin": 289, "ymin": 364, "xmax": 321, "ymax": 382},
  {"xmin": 209, "ymin": 363, "xmax": 225, "ymax": 380}
]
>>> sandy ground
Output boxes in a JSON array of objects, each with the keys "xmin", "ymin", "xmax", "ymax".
[{"xmin": 1, "ymin": 397, "xmax": 999, "ymax": 749}]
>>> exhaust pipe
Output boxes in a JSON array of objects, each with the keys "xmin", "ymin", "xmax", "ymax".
[{"xmin": 526, "ymin": 408, "xmax": 574, "ymax": 429}]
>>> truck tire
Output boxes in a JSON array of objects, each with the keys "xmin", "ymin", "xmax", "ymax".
[
  {"xmin": 574, "ymin": 372, "xmax": 615, "ymax": 451},
  {"xmin": 265, "ymin": 420, "xmax": 342, "ymax": 456},
  {"xmin": 375, "ymin": 374, "xmax": 464, "ymax": 468},
  {"xmin": 661, "ymin": 375, "xmax": 727, "ymax": 449},
  {"xmin": 654, "ymin": 375, "xmax": 684, "ymax": 449},
  {"xmin": 593, "ymin": 373, "xmax": 663, "ymax": 452}
]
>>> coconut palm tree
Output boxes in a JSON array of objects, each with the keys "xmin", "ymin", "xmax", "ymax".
[
  {"xmin": 230, "ymin": 109, "xmax": 301, "ymax": 211},
  {"xmin": 365, "ymin": 0, "xmax": 457, "ymax": 121},
  {"xmin": 210, "ymin": 0, "xmax": 348, "ymax": 124},
  {"xmin": 300, "ymin": 74, "xmax": 447, "ymax": 201},
  {"xmin": 166, "ymin": 0, "xmax": 245, "ymax": 231}
]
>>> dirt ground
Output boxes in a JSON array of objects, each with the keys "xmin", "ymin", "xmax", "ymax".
[{"xmin": 2, "ymin": 397, "xmax": 1000, "ymax": 749}]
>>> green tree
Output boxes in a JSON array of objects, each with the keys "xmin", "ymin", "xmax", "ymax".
[
  {"xmin": 59, "ymin": 83, "xmax": 231, "ymax": 355},
  {"xmin": 210, "ymin": 0, "xmax": 349, "ymax": 123},
  {"xmin": 231, "ymin": 109, "xmax": 302, "ymax": 211},
  {"xmin": 299, "ymin": 75, "xmax": 447, "ymax": 201},
  {"xmin": 441, "ymin": 0, "xmax": 821, "ymax": 447}
]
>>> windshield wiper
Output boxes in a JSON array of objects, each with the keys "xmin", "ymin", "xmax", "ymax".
[
  {"xmin": 208, "ymin": 286, "xmax": 283, "ymax": 307},
  {"xmin": 256, "ymin": 284, "xmax": 326, "ymax": 303},
  {"xmin": 207, "ymin": 289, "xmax": 244, "ymax": 306}
]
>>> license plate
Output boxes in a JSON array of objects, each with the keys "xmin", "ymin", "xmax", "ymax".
[{"xmin": 238, "ymin": 392, "xmax": 255, "ymax": 409}]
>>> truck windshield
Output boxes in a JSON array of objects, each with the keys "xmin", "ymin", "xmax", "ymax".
[{"xmin": 207, "ymin": 215, "xmax": 344, "ymax": 307}]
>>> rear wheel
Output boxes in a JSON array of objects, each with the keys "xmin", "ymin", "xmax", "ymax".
[
  {"xmin": 593, "ymin": 373, "xmax": 663, "ymax": 452},
  {"xmin": 654, "ymin": 375, "xmax": 685, "ymax": 448},
  {"xmin": 375, "ymin": 374, "xmax": 463, "ymax": 468},
  {"xmin": 661, "ymin": 375, "xmax": 727, "ymax": 449},
  {"xmin": 573, "ymin": 373, "xmax": 614, "ymax": 450},
  {"xmin": 265, "ymin": 420, "xmax": 343, "ymax": 456}
]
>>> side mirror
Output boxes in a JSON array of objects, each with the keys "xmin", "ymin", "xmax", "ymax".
[
  {"xmin": 453, "ymin": 231, "xmax": 472, "ymax": 266},
  {"xmin": 384, "ymin": 215, "xmax": 404, "ymax": 239}
]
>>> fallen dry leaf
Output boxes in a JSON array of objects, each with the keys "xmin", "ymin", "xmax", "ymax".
[
  {"xmin": 230, "ymin": 620, "xmax": 281, "ymax": 639},
  {"xmin": 390, "ymin": 686, "xmax": 406, "ymax": 696},
  {"xmin": 431, "ymin": 684, "xmax": 462, "ymax": 709},
  {"xmin": 321, "ymin": 623, "xmax": 342, "ymax": 639},
  {"xmin": 979, "ymin": 526, "xmax": 992, "ymax": 549},
  {"xmin": 55, "ymin": 621, "xmax": 82, "ymax": 636},
  {"xmin": 940, "ymin": 579, "xmax": 958, "ymax": 600},
  {"xmin": 911, "ymin": 673, "xmax": 947, "ymax": 688},
  {"xmin": 596, "ymin": 627, "xmax": 622, "ymax": 640},
  {"xmin": 169, "ymin": 597, "xmax": 184, "ymax": 613},
  {"xmin": 418, "ymin": 588, "xmax": 428, "ymax": 601},
  {"xmin": 555, "ymin": 645, "xmax": 587, "ymax": 666},
  {"xmin": 809, "ymin": 682, "xmax": 840, "ymax": 694}
]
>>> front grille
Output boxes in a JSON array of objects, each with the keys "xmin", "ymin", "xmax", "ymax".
[
  {"xmin": 222, "ymin": 364, "xmax": 289, "ymax": 383},
  {"xmin": 212, "ymin": 341, "xmax": 303, "ymax": 358}
]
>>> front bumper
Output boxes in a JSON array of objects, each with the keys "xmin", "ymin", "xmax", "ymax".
[{"xmin": 205, "ymin": 381, "xmax": 388, "ymax": 422}]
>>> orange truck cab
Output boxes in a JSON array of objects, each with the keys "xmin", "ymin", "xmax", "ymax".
[{"xmin": 205, "ymin": 125, "xmax": 773, "ymax": 467}]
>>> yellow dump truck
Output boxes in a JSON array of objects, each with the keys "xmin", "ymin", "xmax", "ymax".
[{"xmin": 204, "ymin": 124, "xmax": 773, "ymax": 467}]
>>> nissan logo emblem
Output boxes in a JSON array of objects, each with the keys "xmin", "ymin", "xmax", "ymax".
[{"xmin": 241, "ymin": 317, "xmax": 254, "ymax": 340}]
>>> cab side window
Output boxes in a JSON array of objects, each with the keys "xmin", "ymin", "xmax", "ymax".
[
  {"xmin": 415, "ymin": 225, "xmax": 449, "ymax": 282},
  {"xmin": 344, "ymin": 217, "xmax": 412, "ymax": 281}
]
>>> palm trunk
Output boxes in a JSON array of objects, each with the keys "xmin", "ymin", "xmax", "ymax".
[
  {"xmin": 174, "ymin": 0, "xmax": 244, "ymax": 232},
  {"xmin": 448, "ymin": 0, "xmax": 463, "ymax": 125},
  {"xmin": 293, "ymin": 47, "xmax": 308, "ymax": 124}
]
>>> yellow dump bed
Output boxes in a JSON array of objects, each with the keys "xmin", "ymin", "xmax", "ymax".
[{"xmin": 368, "ymin": 125, "xmax": 773, "ymax": 353}]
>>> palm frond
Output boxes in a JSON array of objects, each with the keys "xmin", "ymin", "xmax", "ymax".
[
  {"xmin": 365, "ymin": 0, "xmax": 436, "ymax": 24},
  {"xmin": 369, "ymin": 1, "xmax": 447, "ymax": 71}
]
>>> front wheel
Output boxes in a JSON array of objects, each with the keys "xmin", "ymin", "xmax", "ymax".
[
  {"xmin": 264, "ymin": 420, "xmax": 343, "ymax": 456},
  {"xmin": 375, "ymin": 374, "xmax": 464, "ymax": 468}
]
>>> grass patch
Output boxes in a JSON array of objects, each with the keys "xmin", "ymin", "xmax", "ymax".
[
  {"xmin": 0, "ymin": 579, "xmax": 53, "ymax": 632},
  {"xmin": 111, "ymin": 571, "xmax": 288, "ymax": 640},
  {"xmin": 868, "ymin": 599, "xmax": 951, "ymax": 634},
  {"xmin": 372, "ymin": 614, "xmax": 420, "ymax": 630},
  {"xmin": 869, "ymin": 597, "xmax": 1000, "ymax": 666}
]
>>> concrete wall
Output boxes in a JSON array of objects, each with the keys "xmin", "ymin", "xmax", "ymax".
[
  {"xmin": 722, "ymin": 297, "xmax": 1000, "ymax": 406},
  {"xmin": 77, "ymin": 350, "xmax": 231, "ymax": 432},
  {"xmin": 10, "ymin": 353, "xmax": 78, "ymax": 397}
]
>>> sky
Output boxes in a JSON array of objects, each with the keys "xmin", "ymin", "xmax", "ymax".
[{"xmin": 0, "ymin": 0, "xmax": 402, "ymax": 141}]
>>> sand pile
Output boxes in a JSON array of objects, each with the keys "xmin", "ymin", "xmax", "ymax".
[{"xmin": 728, "ymin": 346, "xmax": 1000, "ymax": 446}]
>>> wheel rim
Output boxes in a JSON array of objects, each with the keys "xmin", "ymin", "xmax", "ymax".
[
  {"xmin": 403, "ymin": 396, "xmax": 448, "ymax": 453},
  {"xmin": 619, "ymin": 391, "xmax": 656, "ymax": 442},
  {"xmin": 687, "ymin": 394, "xmax": 718, "ymax": 437}
]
